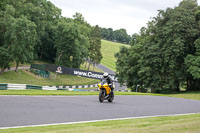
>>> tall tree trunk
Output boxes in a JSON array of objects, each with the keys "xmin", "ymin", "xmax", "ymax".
[
  {"xmin": 57, "ymin": 50, "xmax": 64, "ymax": 65},
  {"xmin": 175, "ymin": 81, "xmax": 180, "ymax": 92},
  {"xmin": 2, "ymin": 68, "xmax": 5, "ymax": 74},
  {"xmin": 88, "ymin": 62, "xmax": 91, "ymax": 70},
  {"xmin": 85, "ymin": 60, "xmax": 87, "ymax": 68},
  {"xmin": 15, "ymin": 61, "xmax": 19, "ymax": 72}
]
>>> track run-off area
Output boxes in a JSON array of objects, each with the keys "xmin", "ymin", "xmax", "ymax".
[{"xmin": 0, "ymin": 95, "xmax": 200, "ymax": 129}]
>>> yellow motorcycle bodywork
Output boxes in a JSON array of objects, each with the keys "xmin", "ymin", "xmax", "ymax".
[{"xmin": 98, "ymin": 83, "xmax": 111, "ymax": 95}]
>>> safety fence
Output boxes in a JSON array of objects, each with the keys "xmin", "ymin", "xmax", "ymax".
[{"xmin": 0, "ymin": 83, "xmax": 98, "ymax": 91}]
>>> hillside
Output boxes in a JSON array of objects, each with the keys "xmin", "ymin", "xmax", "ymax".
[
  {"xmin": 0, "ymin": 40, "xmax": 127, "ymax": 86},
  {"xmin": 101, "ymin": 40, "xmax": 129, "ymax": 71},
  {"xmin": 0, "ymin": 63, "xmax": 102, "ymax": 86},
  {"xmin": 0, "ymin": 70, "xmax": 99, "ymax": 86}
]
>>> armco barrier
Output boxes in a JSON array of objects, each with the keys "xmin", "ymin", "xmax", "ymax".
[
  {"xmin": 7, "ymin": 84, "xmax": 26, "ymax": 90},
  {"xmin": 0, "ymin": 83, "xmax": 98, "ymax": 91},
  {"xmin": 0, "ymin": 83, "xmax": 128, "ymax": 92},
  {"xmin": 0, "ymin": 84, "xmax": 7, "ymax": 90},
  {"xmin": 42, "ymin": 86, "xmax": 57, "ymax": 90},
  {"xmin": 26, "ymin": 85, "xmax": 42, "ymax": 90}
]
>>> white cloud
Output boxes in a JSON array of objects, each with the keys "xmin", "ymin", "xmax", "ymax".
[{"xmin": 49, "ymin": 0, "xmax": 200, "ymax": 35}]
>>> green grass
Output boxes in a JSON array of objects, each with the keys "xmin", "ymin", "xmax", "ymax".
[
  {"xmin": 0, "ymin": 90, "xmax": 99, "ymax": 95},
  {"xmin": 0, "ymin": 90, "xmax": 157, "ymax": 96},
  {"xmin": 1, "ymin": 113, "xmax": 199, "ymax": 133},
  {"xmin": 166, "ymin": 91, "xmax": 200, "ymax": 100},
  {"xmin": 0, "ymin": 70, "xmax": 99, "ymax": 86},
  {"xmin": 101, "ymin": 40, "xmax": 129, "ymax": 71},
  {"xmin": 0, "ymin": 90, "xmax": 199, "ymax": 101},
  {"xmin": 81, "ymin": 62, "xmax": 103, "ymax": 72},
  {"xmin": 10, "ymin": 60, "xmax": 52, "ymax": 67}
]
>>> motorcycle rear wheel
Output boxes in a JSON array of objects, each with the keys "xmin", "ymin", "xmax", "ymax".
[{"xmin": 108, "ymin": 92, "xmax": 114, "ymax": 102}]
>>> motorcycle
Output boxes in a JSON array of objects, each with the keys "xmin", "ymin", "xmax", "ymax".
[{"xmin": 98, "ymin": 79, "xmax": 114, "ymax": 103}]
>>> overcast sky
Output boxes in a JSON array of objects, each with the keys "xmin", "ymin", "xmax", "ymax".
[{"xmin": 49, "ymin": 0, "xmax": 199, "ymax": 35}]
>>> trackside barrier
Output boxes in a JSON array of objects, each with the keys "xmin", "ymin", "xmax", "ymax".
[
  {"xmin": 30, "ymin": 64, "xmax": 118, "ymax": 82},
  {"xmin": 7, "ymin": 84, "xmax": 26, "ymax": 90},
  {"xmin": 42, "ymin": 86, "xmax": 57, "ymax": 90},
  {"xmin": 26, "ymin": 85, "xmax": 42, "ymax": 90},
  {"xmin": 0, "ymin": 83, "xmax": 127, "ymax": 92},
  {"xmin": 30, "ymin": 69, "xmax": 50, "ymax": 79},
  {"xmin": 0, "ymin": 83, "xmax": 98, "ymax": 91},
  {"xmin": 0, "ymin": 84, "xmax": 8, "ymax": 90}
]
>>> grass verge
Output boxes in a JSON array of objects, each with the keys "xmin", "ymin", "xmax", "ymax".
[
  {"xmin": 0, "ymin": 90, "xmax": 99, "ymax": 96},
  {"xmin": 0, "ymin": 90, "xmax": 199, "ymax": 101},
  {"xmin": 0, "ymin": 113, "xmax": 199, "ymax": 133},
  {"xmin": 101, "ymin": 40, "xmax": 129, "ymax": 71},
  {"xmin": 166, "ymin": 91, "xmax": 200, "ymax": 100}
]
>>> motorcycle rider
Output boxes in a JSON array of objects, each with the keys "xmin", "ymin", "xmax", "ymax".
[{"xmin": 103, "ymin": 72, "xmax": 114, "ymax": 93}]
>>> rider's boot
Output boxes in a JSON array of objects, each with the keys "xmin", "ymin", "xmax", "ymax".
[{"xmin": 110, "ymin": 88, "xmax": 114, "ymax": 95}]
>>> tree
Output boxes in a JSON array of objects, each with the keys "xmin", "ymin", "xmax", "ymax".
[
  {"xmin": 185, "ymin": 38, "xmax": 200, "ymax": 90},
  {"xmin": 114, "ymin": 29, "xmax": 131, "ymax": 44},
  {"xmin": 0, "ymin": 47, "xmax": 11, "ymax": 74},
  {"xmin": 100, "ymin": 27, "xmax": 131, "ymax": 44},
  {"xmin": 0, "ymin": 0, "xmax": 61, "ymax": 64},
  {"xmin": 22, "ymin": 0, "xmax": 61, "ymax": 61},
  {"xmin": 115, "ymin": 0, "xmax": 200, "ymax": 93},
  {"xmin": 115, "ymin": 28, "xmax": 149, "ymax": 92},
  {"xmin": 4, "ymin": 16, "xmax": 37, "ymax": 72},
  {"xmin": 88, "ymin": 25, "xmax": 102, "ymax": 70},
  {"xmin": 54, "ymin": 19, "xmax": 89, "ymax": 68},
  {"xmin": 73, "ymin": 12, "xmax": 85, "ymax": 24},
  {"xmin": 72, "ymin": 13, "xmax": 103, "ymax": 70}
]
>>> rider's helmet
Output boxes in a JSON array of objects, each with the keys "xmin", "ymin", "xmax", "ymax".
[{"xmin": 103, "ymin": 72, "xmax": 109, "ymax": 79}]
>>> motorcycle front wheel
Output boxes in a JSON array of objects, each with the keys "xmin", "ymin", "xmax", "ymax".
[{"xmin": 99, "ymin": 90, "xmax": 105, "ymax": 103}]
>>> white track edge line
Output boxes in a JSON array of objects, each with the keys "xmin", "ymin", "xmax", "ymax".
[{"xmin": 0, "ymin": 113, "xmax": 199, "ymax": 130}]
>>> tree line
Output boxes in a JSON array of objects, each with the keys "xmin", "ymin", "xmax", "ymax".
[
  {"xmin": 115, "ymin": 0, "xmax": 200, "ymax": 93},
  {"xmin": 100, "ymin": 28, "xmax": 131, "ymax": 44},
  {"xmin": 0, "ymin": 0, "xmax": 102, "ymax": 74}
]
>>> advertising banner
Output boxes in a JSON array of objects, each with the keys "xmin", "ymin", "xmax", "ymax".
[{"xmin": 31, "ymin": 64, "xmax": 117, "ymax": 82}]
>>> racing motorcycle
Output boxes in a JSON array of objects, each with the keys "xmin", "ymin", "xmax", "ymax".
[{"xmin": 98, "ymin": 79, "xmax": 114, "ymax": 103}]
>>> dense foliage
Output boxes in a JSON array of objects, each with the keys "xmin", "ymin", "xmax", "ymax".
[
  {"xmin": 0, "ymin": 0, "xmax": 102, "ymax": 74},
  {"xmin": 116, "ymin": 0, "xmax": 200, "ymax": 93},
  {"xmin": 100, "ymin": 28, "xmax": 131, "ymax": 44}
]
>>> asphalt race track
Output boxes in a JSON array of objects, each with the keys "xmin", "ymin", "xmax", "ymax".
[{"xmin": 0, "ymin": 95, "xmax": 200, "ymax": 128}]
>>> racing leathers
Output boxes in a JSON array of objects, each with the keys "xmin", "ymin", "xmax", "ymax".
[{"xmin": 103, "ymin": 75, "xmax": 114, "ymax": 92}]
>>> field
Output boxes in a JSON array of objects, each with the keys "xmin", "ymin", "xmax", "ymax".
[
  {"xmin": 1, "ymin": 113, "xmax": 199, "ymax": 133},
  {"xmin": 101, "ymin": 40, "xmax": 129, "ymax": 71}
]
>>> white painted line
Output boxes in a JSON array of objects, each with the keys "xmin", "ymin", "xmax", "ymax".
[
  {"xmin": 0, "ymin": 95, "xmax": 97, "ymax": 98},
  {"xmin": 0, "ymin": 113, "xmax": 199, "ymax": 130}
]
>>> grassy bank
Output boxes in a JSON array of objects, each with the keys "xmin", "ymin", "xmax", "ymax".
[
  {"xmin": 0, "ymin": 70, "xmax": 99, "ymax": 86},
  {"xmin": 1, "ymin": 113, "xmax": 199, "ymax": 133},
  {"xmin": 101, "ymin": 40, "xmax": 129, "ymax": 71}
]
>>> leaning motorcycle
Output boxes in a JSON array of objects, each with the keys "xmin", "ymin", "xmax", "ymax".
[{"xmin": 98, "ymin": 79, "xmax": 114, "ymax": 103}]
